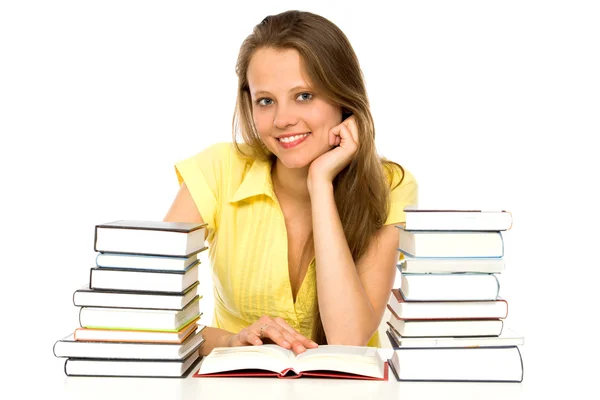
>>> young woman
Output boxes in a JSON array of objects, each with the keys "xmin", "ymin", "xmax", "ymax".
[{"xmin": 165, "ymin": 10, "xmax": 417, "ymax": 356}]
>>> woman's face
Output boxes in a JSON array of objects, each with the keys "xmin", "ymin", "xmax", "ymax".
[{"xmin": 247, "ymin": 47, "xmax": 343, "ymax": 169}]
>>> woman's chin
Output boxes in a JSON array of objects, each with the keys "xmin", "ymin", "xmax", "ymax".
[
  {"xmin": 275, "ymin": 155, "xmax": 313, "ymax": 170},
  {"xmin": 280, "ymin": 160, "xmax": 311, "ymax": 170}
]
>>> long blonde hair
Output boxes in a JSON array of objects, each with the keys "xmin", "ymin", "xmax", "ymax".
[{"xmin": 232, "ymin": 10, "xmax": 404, "ymax": 344}]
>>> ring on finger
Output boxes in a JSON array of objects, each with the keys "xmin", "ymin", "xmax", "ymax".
[{"xmin": 259, "ymin": 323, "xmax": 268, "ymax": 338}]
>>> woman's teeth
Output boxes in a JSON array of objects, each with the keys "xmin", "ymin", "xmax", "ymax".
[{"xmin": 278, "ymin": 133, "xmax": 310, "ymax": 143}]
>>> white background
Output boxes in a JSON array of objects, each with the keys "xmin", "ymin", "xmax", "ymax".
[{"xmin": 1, "ymin": 1, "xmax": 599, "ymax": 398}]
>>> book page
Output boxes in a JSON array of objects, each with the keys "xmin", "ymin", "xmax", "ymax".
[
  {"xmin": 198, "ymin": 345, "xmax": 293, "ymax": 375},
  {"xmin": 294, "ymin": 345, "xmax": 384, "ymax": 378}
]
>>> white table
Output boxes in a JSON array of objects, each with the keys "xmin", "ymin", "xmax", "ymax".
[
  {"xmin": 57, "ymin": 368, "xmax": 525, "ymax": 400},
  {"xmin": 47, "ymin": 348, "xmax": 527, "ymax": 400}
]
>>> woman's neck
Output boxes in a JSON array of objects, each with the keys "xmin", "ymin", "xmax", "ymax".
[{"xmin": 271, "ymin": 159, "xmax": 311, "ymax": 203}]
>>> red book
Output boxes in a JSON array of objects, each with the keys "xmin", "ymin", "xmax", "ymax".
[{"xmin": 193, "ymin": 345, "xmax": 388, "ymax": 380}]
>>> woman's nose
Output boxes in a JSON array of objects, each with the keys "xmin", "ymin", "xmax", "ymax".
[{"xmin": 273, "ymin": 103, "xmax": 299, "ymax": 129}]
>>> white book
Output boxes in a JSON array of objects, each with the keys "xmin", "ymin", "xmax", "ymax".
[
  {"xmin": 63, "ymin": 351, "xmax": 201, "ymax": 377},
  {"xmin": 388, "ymin": 289, "xmax": 508, "ymax": 320},
  {"xmin": 96, "ymin": 252, "xmax": 201, "ymax": 272},
  {"xmin": 399, "ymin": 273, "xmax": 500, "ymax": 301},
  {"xmin": 72, "ymin": 283, "xmax": 200, "ymax": 310},
  {"xmin": 390, "ymin": 346, "xmax": 523, "ymax": 382},
  {"xmin": 398, "ymin": 255, "xmax": 505, "ymax": 274},
  {"xmin": 402, "ymin": 207, "xmax": 513, "ymax": 231},
  {"xmin": 387, "ymin": 317, "xmax": 504, "ymax": 337},
  {"xmin": 387, "ymin": 326, "xmax": 524, "ymax": 347},
  {"xmin": 79, "ymin": 297, "xmax": 200, "ymax": 331},
  {"xmin": 94, "ymin": 220, "xmax": 207, "ymax": 257},
  {"xmin": 398, "ymin": 229, "xmax": 504, "ymax": 258},
  {"xmin": 89, "ymin": 262, "xmax": 200, "ymax": 293}
]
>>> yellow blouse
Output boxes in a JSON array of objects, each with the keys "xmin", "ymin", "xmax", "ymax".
[{"xmin": 175, "ymin": 143, "xmax": 418, "ymax": 347}]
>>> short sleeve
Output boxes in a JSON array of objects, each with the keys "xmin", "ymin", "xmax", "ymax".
[
  {"xmin": 174, "ymin": 143, "xmax": 231, "ymax": 235},
  {"xmin": 384, "ymin": 165, "xmax": 418, "ymax": 225}
]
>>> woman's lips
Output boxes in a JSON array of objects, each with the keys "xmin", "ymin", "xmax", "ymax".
[{"xmin": 277, "ymin": 133, "xmax": 311, "ymax": 149}]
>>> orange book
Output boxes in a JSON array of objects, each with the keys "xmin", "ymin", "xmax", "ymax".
[{"xmin": 54, "ymin": 326, "xmax": 205, "ymax": 360}]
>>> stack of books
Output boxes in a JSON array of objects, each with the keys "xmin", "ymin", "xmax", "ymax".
[
  {"xmin": 53, "ymin": 220, "xmax": 208, "ymax": 377},
  {"xmin": 386, "ymin": 208, "xmax": 525, "ymax": 382}
]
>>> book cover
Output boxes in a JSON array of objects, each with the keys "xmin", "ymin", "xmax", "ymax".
[
  {"xmin": 95, "ymin": 220, "xmax": 207, "ymax": 232},
  {"xmin": 78, "ymin": 296, "xmax": 201, "ymax": 331},
  {"xmin": 53, "ymin": 327, "xmax": 205, "ymax": 360},
  {"xmin": 385, "ymin": 326, "xmax": 524, "ymax": 348},
  {"xmin": 398, "ymin": 254, "xmax": 505, "ymax": 274},
  {"xmin": 386, "ymin": 317, "xmax": 504, "ymax": 337},
  {"xmin": 89, "ymin": 262, "xmax": 200, "ymax": 293},
  {"xmin": 399, "ymin": 273, "xmax": 500, "ymax": 301},
  {"xmin": 388, "ymin": 289, "xmax": 509, "ymax": 320},
  {"xmin": 63, "ymin": 349, "xmax": 202, "ymax": 377},
  {"xmin": 397, "ymin": 229, "xmax": 504, "ymax": 258},
  {"xmin": 73, "ymin": 319, "xmax": 201, "ymax": 343},
  {"xmin": 388, "ymin": 346, "xmax": 523, "ymax": 382},
  {"xmin": 94, "ymin": 220, "xmax": 208, "ymax": 257},
  {"xmin": 95, "ymin": 251, "xmax": 205, "ymax": 271},
  {"xmin": 73, "ymin": 282, "xmax": 200, "ymax": 310},
  {"xmin": 402, "ymin": 208, "xmax": 513, "ymax": 231}
]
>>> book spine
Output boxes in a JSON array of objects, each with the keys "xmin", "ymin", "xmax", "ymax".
[
  {"xmin": 78, "ymin": 307, "xmax": 84, "ymax": 328},
  {"xmin": 88, "ymin": 267, "xmax": 93, "ymax": 289},
  {"xmin": 95, "ymin": 224, "xmax": 207, "ymax": 233},
  {"xmin": 493, "ymin": 274, "xmax": 500, "ymax": 299},
  {"xmin": 93, "ymin": 226, "xmax": 99, "ymax": 252},
  {"xmin": 52, "ymin": 339, "xmax": 60, "ymax": 358},
  {"xmin": 516, "ymin": 345, "xmax": 524, "ymax": 382}
]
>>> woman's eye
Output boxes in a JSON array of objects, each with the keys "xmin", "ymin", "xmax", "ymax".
[
  {"xmin": 257, "ymin": 98, "xmax": 273, "ymax": 106},
  {"xmin": 297, "ymin": 93, "xmax": 313, "ymax": 102}
]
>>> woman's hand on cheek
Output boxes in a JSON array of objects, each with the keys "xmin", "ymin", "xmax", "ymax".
[
  {"xmin": 226, "ymin": 315, "xmax": 318, "ymax": 355},
  {"xmin": 308, "ymin": 116, "xmax": 359, "ymax": 190}
]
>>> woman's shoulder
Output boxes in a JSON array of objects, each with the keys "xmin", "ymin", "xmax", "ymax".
[
  {"xmin": 187, "ymin": 142, "xmax": 240, "ymax": 159},
  {"xmin": 183, "ymin": 142, "xmax": 255, "ymax": 167},
  {"xmin": 383, "ymin": 160, "xmax": 417, "ymax": 191}
]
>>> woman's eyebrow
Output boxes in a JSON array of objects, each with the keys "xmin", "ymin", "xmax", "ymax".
[{"xmin": 252, "ymin": 85, "xmax": 312, "ymax": 97}]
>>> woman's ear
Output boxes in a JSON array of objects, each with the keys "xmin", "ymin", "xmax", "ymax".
[{"xmin": 342, "ymin": 107, "xmax": 353, "ymax": 121}]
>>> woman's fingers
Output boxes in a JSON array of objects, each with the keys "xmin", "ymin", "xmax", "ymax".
[
  {"xmin": 246, "ymin": 330, "xmax": 263, "ymax": 346},
  {"xmin": 330, "ymin": 116, "xmax": 359, "ymax": 146},
  {"xmin": 330, "ymin": 123, "xmax": 358, "ymax": 152},
  {"xmin": 236, "ymin": 327, "xmax": 261, "ymax": 346},
  {"xmin": 261, "ymin": 324, "xmax": 293, "ymax": 349},
  {"xmin": 343, "ymin": 115, "xmax": 359, "ymax": 144},
  {"xmin": 273, "ymin": 317, "xmax": 318, "ymax": 353},
  {"xmin": 232, "ymin": 316, "xmax": 318, "ymax": 355}
]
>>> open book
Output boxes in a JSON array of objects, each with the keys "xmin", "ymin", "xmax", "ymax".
[{"xmin": 193, "ymin": 345, "xmax": 388, "ymax": 380}]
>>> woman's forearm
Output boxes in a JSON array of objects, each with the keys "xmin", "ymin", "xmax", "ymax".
[
  {"xmin": 197, "ymin": 327, "xmax": 234, "ymax": 356},
  {"xmin": 309, "ymin": 180, "xmax": 379, "ymax": 345}
]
